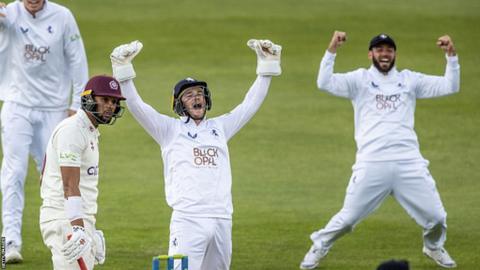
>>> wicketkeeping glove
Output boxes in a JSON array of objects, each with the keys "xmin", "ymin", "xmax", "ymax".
[
  {"xmin": 93, "ymin": 230, "xmax": 106, "ymax": 265},
  {"xmin": 62, "ymin": 225, "xmax": 92, "ymax": 264},
  {"xmin": 247, "ymin": 39, "xmax": 282, "ymax": 76},
  {"xmin": 110, "ymin": 40, "xmax": 143, "ymax": 82}
]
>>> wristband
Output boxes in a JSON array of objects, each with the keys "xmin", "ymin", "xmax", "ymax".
[{"xmin": 64, "ymin": 196, "xmax": 84, "ymax": 221}]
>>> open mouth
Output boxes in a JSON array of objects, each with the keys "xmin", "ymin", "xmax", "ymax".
[
  {"xmin": 193, "ymin": 103, "xmax": 203, "ymax": 109},
  {"xmin": 27, "ymin": 0, "xmax": 42, "ymax": 6},
  {"xmin": 103, "ymin": 111, "xmax": 113, "ymax": 119},
  {"xmin": 379, "ymin": 58, "xmax": 390, "ymax": 64}
]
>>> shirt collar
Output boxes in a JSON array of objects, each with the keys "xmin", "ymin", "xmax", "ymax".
[
  {"xmin": 78, "ymin": 110, "xmax": 100, "ymax": 135},
  {"xmin": 180, "ymin": 116, "xmax": 207, "ymax": 128}
]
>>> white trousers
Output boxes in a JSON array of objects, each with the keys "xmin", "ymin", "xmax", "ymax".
[
  {"xmin": 1, "ymin": 101, "xmax": 66, "ymax": 247},
  {"xmin": 169, "ymin": 212, "xmax": 232, "ymax": 270},
  {"xmin": 311, "ymin": 160, "xmax": 448, "ymax": 251},
  {"xmin": 40, "ymin": 217, "xmax": 96, "ymax": 270}
]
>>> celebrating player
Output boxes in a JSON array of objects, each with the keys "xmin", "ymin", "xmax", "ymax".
[
  {"xmin": 109, "ymin": 39, "xmax": 281, "ymax": 270},
  {"xmin": 300, "ymin": 31, "xmax": 460, "ymax": 269},
  {"xmin": 39, "ymin": 75, "xmax": 125, "ymax": 269},
  {"xmin": 0, "ymin": 0, "xmax": 88, "ymax": 263}
]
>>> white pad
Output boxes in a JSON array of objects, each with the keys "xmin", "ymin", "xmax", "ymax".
[{"xmin": 247, "ymin": 39, "xmax": 282, "ymax": 76}]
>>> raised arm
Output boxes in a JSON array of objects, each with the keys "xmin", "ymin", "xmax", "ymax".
[
  {"xmin": 218, "ymin": 39, "xmax": 281, "ymax": 140},
  {"xmin": 111, "ymin": 41, "xmax": 173, "ymax": 146},
  {"xmin": 415, "ymin": 35, "xmax": 460, "ymax": 98},
  {"xmin": 64, "ymin": 10, "xmax": 88, "ymax": 113},
  {"xmin": 317, "ymin": 31, "xmax": 358, "ymax": 99}
]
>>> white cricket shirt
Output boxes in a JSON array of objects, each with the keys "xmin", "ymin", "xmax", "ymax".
[
  {"xmin": 122, "ymin": 76, "xmax": 271, "ymax": 218},
  {"xmin": 317, "ymin": 50, "xmax": 460, "ymax": 162},
  {"xmin": 0, "ymin": 0, "xmax": 88, "ymax": 111},
  {"xmin": 40, "ymin": 109, "xmax": 100, "ymax": 222}
]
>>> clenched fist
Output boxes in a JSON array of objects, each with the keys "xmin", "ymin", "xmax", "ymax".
[
  {"xmin": 328, "ymin": 31, "xmax": 347, "ymax": 53},
  {"xmin": 436, "ymin": 35, "xmax": 456, "ymax": 56}
]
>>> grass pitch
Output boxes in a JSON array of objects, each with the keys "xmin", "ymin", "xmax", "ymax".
[{"xmin": 2, "ymin": 0, "xmax": 479, "ymax": 269}]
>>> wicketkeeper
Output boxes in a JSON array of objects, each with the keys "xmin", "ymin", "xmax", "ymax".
[{"xmin": 109, "ymin": 39, "xmax": 281, "ymax": 270}]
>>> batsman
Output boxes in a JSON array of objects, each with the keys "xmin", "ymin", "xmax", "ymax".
[
  {"xmin": 109, "ymin": 39, "xmax": 281, "ymax": 270},
  {"xmin": 300, "ymin": 31, "xmax": 460, "ymax": 269},
  {"xmin": 40, "ymin": 75, "xmax": 126, "ymax": 269}
]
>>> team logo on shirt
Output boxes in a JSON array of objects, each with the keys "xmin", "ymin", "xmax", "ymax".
[
  {"xmin": 47, "ymin": 26, "xmax": 53, "ymax": 34},
  {"xmin": 375, "ymin": 94, "xmax": 401, "ymax": 111},
  {"xmin": 193, "ymin": 147, "xmax": 218, "ymax": 167},
  {"xmin": 20, "ymin": 26, "xmax": 28, "ymax": 34},
  {"xmin": 211, "ymin": 129, "xmax": 219, "ymax": 137},
  {"xmin": 24, "ymin": 44, "xmax": 50, "ymax": 62},
  {"xmin": 188, "ymin": 132, "xmax": 197, "ymax": 139}
]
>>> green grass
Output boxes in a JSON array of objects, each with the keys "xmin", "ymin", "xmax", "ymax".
[{"xmin": 2, "ymin": 0, "xmax": 480, "ymax": 269}]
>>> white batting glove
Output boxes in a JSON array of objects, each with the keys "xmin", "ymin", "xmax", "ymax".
[
  {"xmin": 110, "ymin": 40, "xmax": 143, "ymax": 82},
  {"xmin": 93, "ymin": 230, "xmax": 106, "ymax": 265},
  {"xmin": 62, "ymin": 225, "xmax": 92, "ymax": 264},
  {"xmin": 247, "ymin": 39, "xmax": 282, "ymax": 76}
]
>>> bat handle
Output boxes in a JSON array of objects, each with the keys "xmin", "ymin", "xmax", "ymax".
[{"xmin": 67, "ymin": 234, "xmax": 89, "ymax": 270}]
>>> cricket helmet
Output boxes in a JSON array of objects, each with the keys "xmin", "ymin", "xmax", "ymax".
[
  {"xmin": 369, "ymin": 33, "xmax": 396, "ymax": 51},
  {"xmin": 172, "ymin": 77, "xmax": 211, "ymax": 116},
  {"xmin": 81, "ymin": 75, "xmax": 126, "ymax": 125}
]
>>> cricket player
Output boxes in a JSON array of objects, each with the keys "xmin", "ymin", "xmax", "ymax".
[
  {"xmin": 109, "ymin": 39, "xmax": 281, "ymax": 270},
  {"xmin": 0, "ymin": 0, "xmax": 88, "ymax": 263},
  {"xmin": 40, "ymin": 75, "xmax": 125, "ymax": 269},
  {"xmin": 300, "ymin": 31, "xmax": 460, "ymax": 269}
]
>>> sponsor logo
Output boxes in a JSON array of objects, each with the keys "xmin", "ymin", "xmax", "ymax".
[
  {"xmin": 20, "ymin": 26, "xmax": 28, "ymax": 33},
  {"xmin": 193, "ymin": 147, "xmax": 218, "ymax": 166},
  {"xmin": 172, "ymin": 238, "xmax": 178, "ymax": 247},
  {"xmin": 70, "ymin": 34, "xmax": 80, "ymax": 42},
  {"xmin": 47, "ymin": 26, "xmax": 53, "ymax": 34},
  {"xmin": 60, "ymin": 152, "xmax": 78, "ymax": 162},
  {"xmin": 24, "ymin": 44, "xmax": 50, "ymax": 62},
  {"xmin": 211, "ymin": 129, "xmax": 219, "ymax": 137},
  {"xmin": 188, "ymin": 132, "xmax": 197, "ymax": 139},
  {"xmin": 87, "ymin": 166, "xmax": 99, "ymax": 176},
  {"xmin": 376, "ymin": 94, "xmax": 401, "ymax": 110}
]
